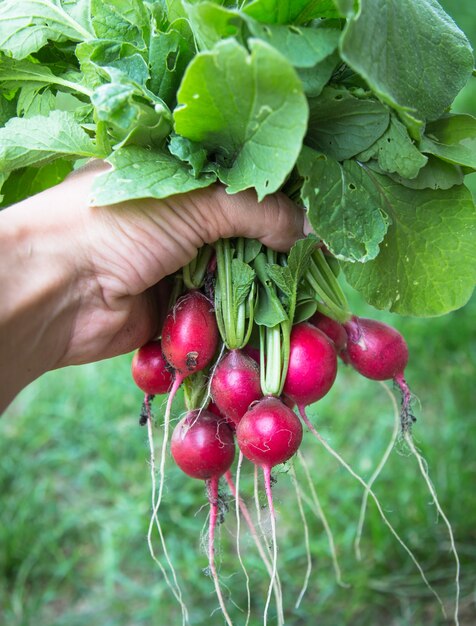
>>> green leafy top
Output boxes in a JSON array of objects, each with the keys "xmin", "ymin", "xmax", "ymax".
[{"xmin": 0, "ymin": 0, "xmax": 475, "ymax": 317}]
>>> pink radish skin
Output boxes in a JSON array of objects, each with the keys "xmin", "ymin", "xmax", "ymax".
[
  {"xmin": 282, "ymin": 394, "xmax": 296, "ymax": 410},
  {"xmin": 153, "ymin": 291, "xmax": 220, "ymax": 548},
  {"xmin": 131, "ymin": 341, "xmax": 173, "ymax": 395},
  {"xmin": 161, "ymin": 291, "xmax": 219, "ymax": 378},
  {"xmin": 343, "ymin": 316, "xmax": 414, "ymax": 431},
  {"xmin": 171, "ymin": 411, "xmax": 235, "ymax": 480},
  {"xmin": 283, "ymin": 322, "xmax": 338, "ymax": 410},
  {"xmin": 207, "ymin": 401, "xmax": 224, "ymax": 419},
  {"xmin": 242, "ymin": 344, "xmax": 260, "ymax": 366},
  {"xmin": 310, "ymin": 312, "xmax": 348, "ymax": 353},
  {"xmin": 236, "ymin": 397, "xmax": 303, "ymax": 468},
  {"xmin": 211, "ymin": 350, "xmax": 262, "ymax": 426},
  {"xmin": 160, "ymin": 289, "xmax": 219, "ymax": 461},
  {"xmin": 171, "ymin": 411, "xmax": 235, "ymax": 625},
  {"xmin": 343, "ymin": 316, "xmax": 408, "ymax": 381}
]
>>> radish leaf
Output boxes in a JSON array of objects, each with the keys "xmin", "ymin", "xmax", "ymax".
[
  {"xmin": 420, "ymin": 114, "xmax": 476, "ymax": 170},
  {"xmin": 0, "ymin": 159, "xmax": 72, "ymax": 208},
  {"xmin": 91, "ymin": 0, "xmax": 150, "ymax": 48},
  {"xmin": 357, "ymin": 115, "xmax": 428, "ymax": 180},
  {"xmin": 383, "ymin": 157, "xmax": 464, "ymax": 191},
  {"xmin": 0, "ymin": 111, "xmax": 101, "ymax": 173},
  {"xmin": 90, "ymin": 145, "xmax": 216, "ymax": 206},
  {"xmin": 0, "ymin": 0, "xmax": 93, "ymax": 59},
  {"xmin": 246, "ymin": 20, "xmax": 340, "ymax": 68},
  {"xmin": 343, "ymin": 175, "xmax": 476, "ymax": 315},
  {"xmin": 183, "ymin": 2, "xmax": 244, "ymax": 51},
  {"xmin": 267, "ymin": 236, "xmax": 317, "ymax": 322},
  {"xmin": 174, "ymin": 38, "xmax": 308, "ymax": 199},
  {"xmin": 306, "ymin": 87, "xmax": 390, "ymax": 161},
  {"xmin": 298, "ymin": 147, "xmax": 389, "ymax": 262},
  {"xmin": 0, "ymin": 56, "xmax": 91, "ymax": 96},
  {"xmin": 297, "ymin": 50, "xmax": 339, "ymax": 97},
  {"xmin": 339, "ymin": 0, "xmax": 474, "ymax": 128},
  {"xmin": 231, "ymin": 259, "xmax": 256, "ymax": 310},
  {"xmin": 76, "ymin": 40, "xmax": 149, "ymax": 89},
  {"xmin": 243, "ymin": 0, "xmax": 341, "ymax": 24},
  {"xmin": 148, "ymin": 25, "xmax": 194, "ymax": 107},
  {"xmin": 168, "ymin": 135, "xmax": 208, "ymax": 177}
]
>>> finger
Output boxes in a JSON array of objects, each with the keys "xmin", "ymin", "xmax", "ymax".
[{"xmin": 176, "ymin": 184, "xmax": 305, "ymax": 252}]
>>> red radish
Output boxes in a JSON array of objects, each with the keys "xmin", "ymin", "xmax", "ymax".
[
  {"xmin": 236, "ymin": 397, "xmax": 303, "ymax": 468},
  {"xmin": 171, "ymin": 410, "xmax": 235, "ymax": 480},
  {"xmin": 171, "ymin": 411, "xmax": 235, "ymax": 626},
  {"xmin": 211, "ymin": 350, "xmax": 262, "ymax": 426},
  {"xmin": 160, "ymin": 289, "xmax": 219, "ymax": 452},
  {"xmin": 132, "ymin": 342, "xmax": 173, "ymax": 426},
  {"xmin": 242, "ymin": 343, "xmax": 260, "ymax": 365},
  {"xmin": 343, "ymin": 316, "xmax": 414, "ymax": 431},
  {"xmin": 162, "ymin": 290, "xmax": 219, "ymax": 380},
  {"xmin": 343, "ymin": 316, "xmax": 408, "ymax": 380},
  {"xmin": 207, "ymin": 400, "xmax": 224, "ymax": 418},
  {"xmin": 310, "ymin": 312, "xmax": 347, "ymax": 353},
  {"xmin": 236, "ymin": 396, "xmax": 302, "ymax": 624},
  {"xmin": 131, "ymin": 340, "xmax": 173, "ymax": 395},
  {"xmin": 282, "ymin": 394, "xmax": 296, "ymax": 410},
  {"xmin": 152, "ymin": 291, "xmax": 220, "ymax": 541},
  {"xmin": 283, "ymin": 322, "xmax": 338, "ymax": 413}
]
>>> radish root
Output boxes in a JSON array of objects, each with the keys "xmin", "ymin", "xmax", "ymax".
[
  {"xmin": 297, "ymin": 450, "xmax": 348, "ymax": 588},
  {"xmin": 253, "ymin": 466, "xmax": 284, "ymax": 624},
  {"xmin": 299, "ymin": 407, "xmax": 447, "ymax": 618},
  {"xmin": 404, "ymin": 434, "xmax": 460, "ymax": 625},
  {"xmin": 394, "ymin": 372, "xmax": 416, "ymax": 434},
  {"xmin": 144, "ymin": 395, "xmax": 189, "ymax": 625},
  {"xmin": 385, "ymin": 383, "xmax": 459, "ymax": 625},
  {"xmin": 225, "ymin": 466, "xmax": 284, "ymax": 625},
  {"xmin": 262, "ymin": 466, "xmax": 278, "ymax": 626},
  {"xmin": 154, "ymin": 375, "xmax": 183, "ymax": 513},
  {"xmin": 354, "ymin": 382, "xmax": 400, "ymax": 561},
  {"xmin": 207, "ymin": 476, "xmax": 233, "ymax": 626},
  {"xmin": 290, "ymin": 464, "xmax": 312, "ymax": 608},
  {"xmin": 231, "ymin": 454, "xmax": 251, "ymax": 625}
]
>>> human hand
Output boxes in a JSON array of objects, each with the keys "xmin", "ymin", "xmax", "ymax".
[{"xmin": 0, "ymin": 161, "xmax": 304, "ymax": 410}]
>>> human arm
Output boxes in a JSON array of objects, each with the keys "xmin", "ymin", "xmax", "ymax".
[{"xmin": 0, "ymin": 161, "xmax": 304, "ymax": 413}]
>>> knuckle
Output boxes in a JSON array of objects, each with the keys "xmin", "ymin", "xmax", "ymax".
[
  {"xmin": 262, "ymin": 194, "xmax": 302, "ymax": 247},
  {"xmin": 201, "ymin": 185, "xmax": 237, "ymax": 241}
]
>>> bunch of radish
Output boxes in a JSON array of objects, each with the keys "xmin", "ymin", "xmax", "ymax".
[{"xmin": 130, "ymin": 236, "xmax": 458, "ymax": 626}]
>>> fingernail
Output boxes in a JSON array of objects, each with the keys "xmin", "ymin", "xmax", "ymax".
[{"xmin": 303, "ymin": 214, "xmax": 313, "ymax": 236}]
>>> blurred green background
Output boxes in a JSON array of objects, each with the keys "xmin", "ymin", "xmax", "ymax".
[{"xmin": 1, "ymin": 2, "xmax": 475, "ymax": 625}]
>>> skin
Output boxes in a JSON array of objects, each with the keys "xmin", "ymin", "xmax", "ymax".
[{"xmin": 0, "ymin": 161, "xmax": 304, "ymax": 412}]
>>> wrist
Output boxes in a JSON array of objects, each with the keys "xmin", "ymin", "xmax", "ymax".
[{"xmin": 0, "ymin": 182, "xmax": 86, "ymax": 411}]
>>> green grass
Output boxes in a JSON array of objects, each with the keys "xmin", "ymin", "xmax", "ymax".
[{"xmin": 1, "ymin": 291, "xmax": 475, "ymax": 626}]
